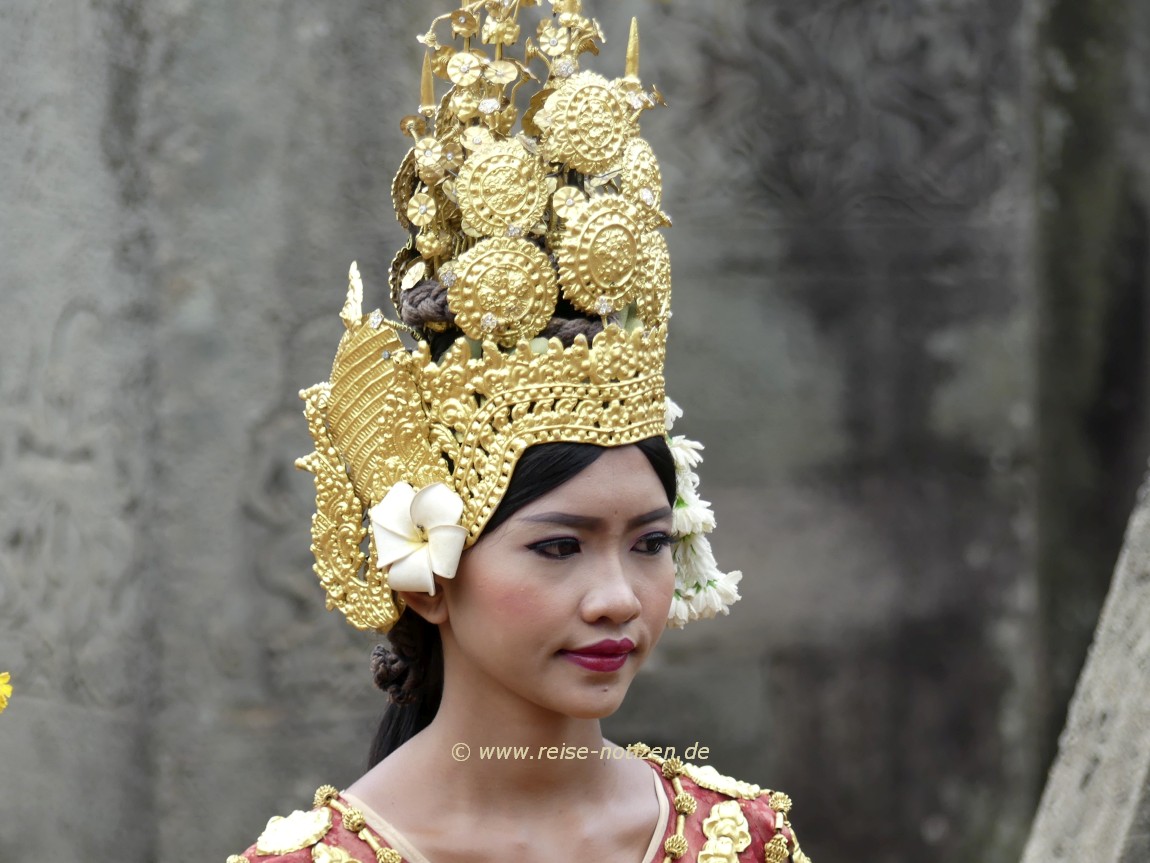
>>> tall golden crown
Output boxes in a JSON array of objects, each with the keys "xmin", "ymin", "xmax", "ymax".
[{"xmin": 297, "ymin": 0, "xmax": 677, "ymax": 632}]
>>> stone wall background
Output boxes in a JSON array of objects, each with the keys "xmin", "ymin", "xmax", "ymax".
[{"xmin": 2, "ymin": 1, "xmax": 1148, "ymax": 862}]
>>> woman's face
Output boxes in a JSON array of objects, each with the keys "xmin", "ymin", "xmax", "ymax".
[{"xmin": 438, "ymin": 445, "xmax": 676, "ymax": 721}]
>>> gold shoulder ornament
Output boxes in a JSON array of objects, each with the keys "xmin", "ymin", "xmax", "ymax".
[{"xmin": 255, "ymin": 808, "xmax": 333, "ymax": 856}]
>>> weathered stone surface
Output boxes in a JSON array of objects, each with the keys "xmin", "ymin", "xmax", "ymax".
[
  {"xmin": 0, "ymin": 1, "xmax": 156, "ymax": 859},
  {"xmin": 3, "ymin": 1, "xmax": 1147, "ymax": 862},
  {"xmin": 1021, "ymin": 478, "xmax": 1150, "ymax": 863}
]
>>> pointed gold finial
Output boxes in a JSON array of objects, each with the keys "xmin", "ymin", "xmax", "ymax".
[
  {"xmin": 419, "ymin": 50, "xmax": 436, "ymax": 116},
  {"xmin": 625, "ymin": 17, "xmax": 640, "ymax": 80},
  {"xmin": 340, "ymin": 261, "xmax": 364, "ymax": 330}
]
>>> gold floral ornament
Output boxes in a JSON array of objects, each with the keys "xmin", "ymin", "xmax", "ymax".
[
  {"xmin": 447, "ymin": 51, "xmax": 485, "ymax": 87},
  {"xmin": 0, "ymin": 671, "xmax": 11, "ymax": 715},
  {"xmin": 448, "ymin": 237, "xmax": 558, "ymax": 345},
  {"xmin": 539, "ymin": 72, "xmax": 637, "ymax": 174},
  {"xmin": 407, "ymin": 192, "xmax": 438, "ymax": 228},
  {"xmin": 369, "ymin": 481, "xmax": 468, "ymax": 594},
  {"xmin": 538, "ymin": 21, "xmax": 571, "ymax": 56},
  {"xmin": 457, "ymin": 140, "xmax": 549, "ymax": 237},
  {"xmin": 557, "ymin": 196, "xmax": 646, "ymax": 316}
]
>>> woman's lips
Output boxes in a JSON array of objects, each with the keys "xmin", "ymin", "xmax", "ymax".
[{"xmin": 559, "ymin": 638, "xmax": 635, "ymax": 673}]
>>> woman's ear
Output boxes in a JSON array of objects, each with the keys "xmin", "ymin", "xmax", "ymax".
[{"xmin": 396, "ymin": 585, "xmax": 448, "ymax": 625}]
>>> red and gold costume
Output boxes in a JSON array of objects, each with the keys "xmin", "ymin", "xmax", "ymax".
[{"xmin": 227, "ymin": 749, "xmax": 810, "ymax": 863}]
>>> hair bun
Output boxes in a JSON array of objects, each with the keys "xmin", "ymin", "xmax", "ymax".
[{"xmin": 371, "ymin": 643, "xmax": 416, "ymax": 704}]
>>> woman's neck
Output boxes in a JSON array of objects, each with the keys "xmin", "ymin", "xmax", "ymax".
[{"xmin": 415, "ymin": 691, "xmax": 621, "ymax": 802}]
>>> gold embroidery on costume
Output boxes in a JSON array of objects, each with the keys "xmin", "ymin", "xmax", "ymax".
[
  {"xmin": 225, "ymin": 856, "xmax": 249, "ymax": 863},
  {"xmin": 698, "ymin": 800, "xmax": 752, "ymax": 863},
  {"xmin": 255, "ymin": 808, "xmax": 333, "ymax": 855},
  {"xmin": 627, "ymin": 743, "xmax": 809, "ymax": 862}
]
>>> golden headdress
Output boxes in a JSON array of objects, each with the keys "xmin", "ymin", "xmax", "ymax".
[{"xmin": 297, "ymin": 0, "xmax": 739, "ymax": 633}]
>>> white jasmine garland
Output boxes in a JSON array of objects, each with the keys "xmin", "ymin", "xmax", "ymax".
[
  {"xmin": 673, "ymin": 481, "xmax": 717, "ymax": 536},
  {"xmin": 664, "ymin": 398, "xmax": 743, "ymax": 628}
]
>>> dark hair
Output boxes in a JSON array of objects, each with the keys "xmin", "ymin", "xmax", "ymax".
[{"xmin": 366, "ymin": 436, "xmax": 675, "ymax": 767}]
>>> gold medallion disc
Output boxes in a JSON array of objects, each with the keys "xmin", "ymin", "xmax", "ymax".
[
  {"xmin": 557, "ymin": 195, "xmax": 645, "ymax": 315},
  {"xmin": 449, "ymin": 237, "xmax": 558, "ymax": 346},
  {"xmin": 541, "ymin": 72, "xmax": 635, "ymax": 175},
  {"xmin": 457, "ymin": 141, "xmax": 549, "ymax": 236}
]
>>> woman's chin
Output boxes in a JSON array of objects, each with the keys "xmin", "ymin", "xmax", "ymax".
[{"xmin": 553, "ymin": 681, "xmax": 634, "ymax": 719}]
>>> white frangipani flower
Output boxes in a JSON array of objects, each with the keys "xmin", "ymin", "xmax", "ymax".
[{"xmin": 369, "ymin": 482, "xmax": 469, "ymax": 595}]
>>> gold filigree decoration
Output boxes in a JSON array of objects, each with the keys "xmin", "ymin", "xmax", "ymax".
[
  {"xmin": 448, "ymin": 237, "xmax": 558, "ymax": 346},
  {"xmin": 540, "ymin": 72, "xmax": 636, "ymax": 174},
  {"xmin": 256, "ymin": 809, "xmax": 333, "ymax": 856},
  {"xmin": 457, "ymin": 141, "xmax": 549, "ymax": 237},
  {"xmin": 226, "ymin": 856, "xmax": 249, "ymax": 863},
  {"xmin": 418, "ymin": 325, "xmax": 667, "ymax": 541},
  {"xmin": 557, "ymin": 196, "xmax": 646, "ymax": 315}
]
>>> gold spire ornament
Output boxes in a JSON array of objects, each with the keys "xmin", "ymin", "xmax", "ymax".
[{"xmin": 297, "ymin": 0, "xmax": 738, "ymax": 634}]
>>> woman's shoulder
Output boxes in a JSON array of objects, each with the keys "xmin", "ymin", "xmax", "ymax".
[
  {"xmin": 627, "ymin": 744, "xmax": 813, "ymax": 863},
  {"xmin": 225, "ymin": 785, "xmax": 401, "ymax": 863}
]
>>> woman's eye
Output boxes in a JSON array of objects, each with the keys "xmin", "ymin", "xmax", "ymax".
[
  {"xmin": 528, "ymin": 538, "xmax": 582, "ymax": 559},
  {"xmin": 634, "ymin": 532, "xmax": 673, "ymax": 555}
]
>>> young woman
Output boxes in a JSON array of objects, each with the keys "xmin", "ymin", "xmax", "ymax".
[{"xmin": 227, "ymin": 3, "xmax": 809, "ymax": 861}]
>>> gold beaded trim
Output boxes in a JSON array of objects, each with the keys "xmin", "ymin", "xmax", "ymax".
[
  {"xmin": 626, "ymin": 744, "xmax": 693, "ymax": 863},
  {"xmin": 319, "ymin": 788, "xmax": 406, "ymax": 863}
]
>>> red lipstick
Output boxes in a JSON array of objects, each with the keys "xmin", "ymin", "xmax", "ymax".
[{"xmin": 560, "ymin": 638, "xmax": 636, "ymax": 673}]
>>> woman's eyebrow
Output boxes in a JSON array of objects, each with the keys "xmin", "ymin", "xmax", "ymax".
[{"xmin": 521, "ymin": 507, "xmax": 673, "ymax": 529}]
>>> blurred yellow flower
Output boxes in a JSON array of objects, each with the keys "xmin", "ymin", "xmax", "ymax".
[{"xmin": 0, "ymin": 672, "xmax": 11, "ymax": 714}]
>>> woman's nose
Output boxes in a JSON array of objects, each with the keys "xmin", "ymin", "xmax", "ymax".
[{"xmin": 580, "ymin": 553, "xmax": 643, "ymax": 623}]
